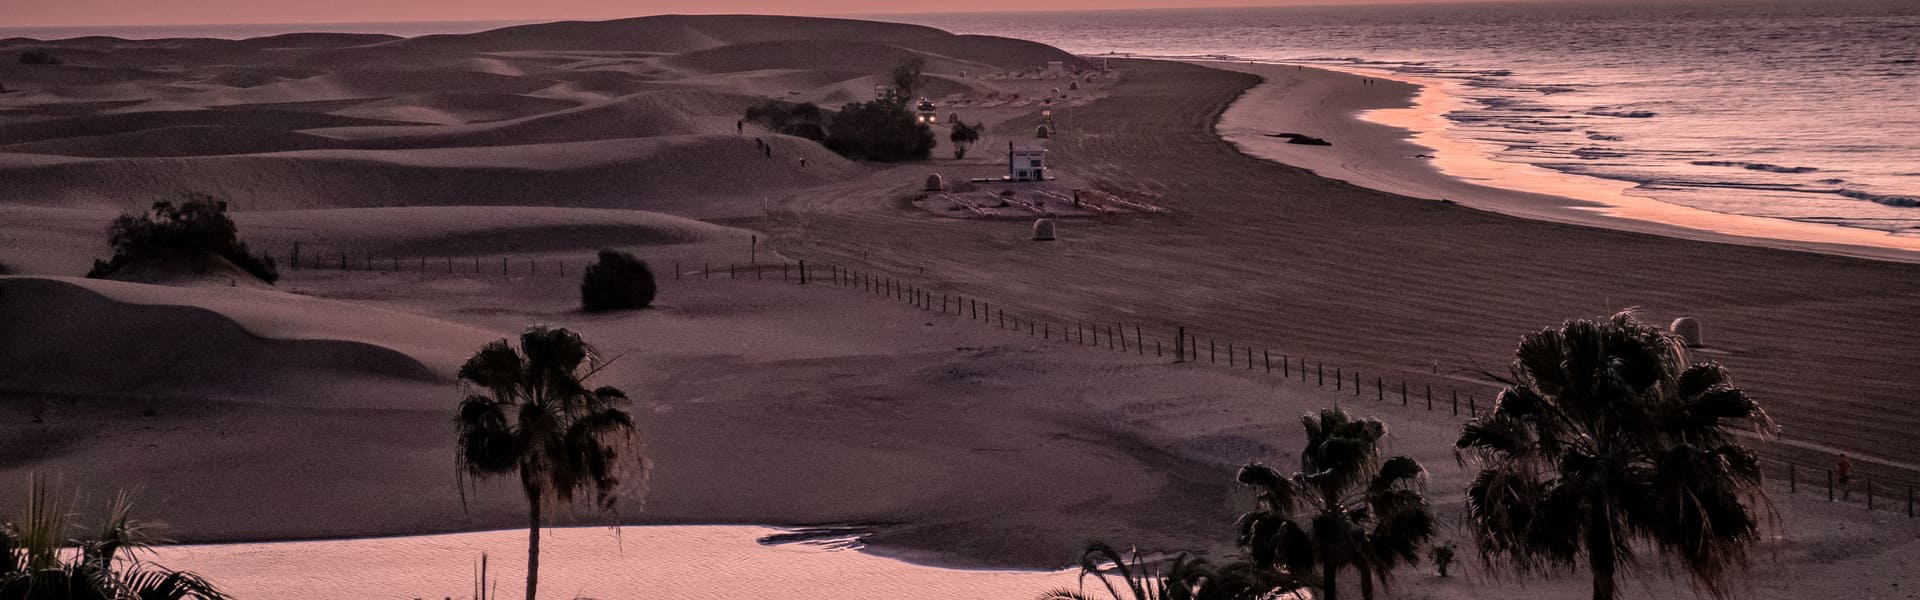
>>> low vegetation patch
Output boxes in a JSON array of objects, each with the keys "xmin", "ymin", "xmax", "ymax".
[
  {"xmin": 87, "ymin": 194, "xmax": 279, "ymax": 284},
  {"xmin": 744, "ymin": 100, "xmax": 828, "ymax": 141},
  {"xmin": 741, "ymin": 58, "xmax": 937, "ymax": 162},
  {"xmin": 580, "ymin": 248, "xmax": 657, "ymax": 311}
]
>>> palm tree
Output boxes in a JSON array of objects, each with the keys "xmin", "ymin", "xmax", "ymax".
[
  {"xmin": 454, "ymin": 326, "xmax": 644, "ymax": 600},
  {"xmin": 1035, "ymin": 542, "xmax": 1297, "ymax": 600},
  {"xmin": 1235, "ymin": 409, "xmax": 1436, "ymax": 600},
  {"xmin": 1456, "ymin": 312, "xmax": 1775, "ymax": 600},
  {"xmin": 0, "ymin": 474, "xmax": 230, "ymax": 600}
]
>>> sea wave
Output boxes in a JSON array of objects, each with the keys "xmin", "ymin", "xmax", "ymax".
[
  {"xmin": 1691, "ymin": 160, "xmax": 1820, "ymax": 174},
  {"xmin": 1837, "ymin": 189, "xmax": 1920, "ymax": 207},
  {"xmin": 1586, "ymin": 109, "xmax": 1657, "ymax": 118}
]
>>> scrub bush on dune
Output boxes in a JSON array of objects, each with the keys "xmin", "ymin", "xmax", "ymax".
[
  {"xmin": 87, "ymin": 193, "xmax": 279, "ymax": 284},
  {"xmin": 580, "ymin": 249, "xmax": 657, "ymax": 312}
]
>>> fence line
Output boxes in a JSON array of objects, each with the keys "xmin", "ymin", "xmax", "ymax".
[{"xmin": 274, "ymin": 247, "xmax": 1920, "ymax": 518}]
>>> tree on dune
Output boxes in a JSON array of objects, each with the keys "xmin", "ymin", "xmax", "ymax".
[
  {"xmin": 1457, "ymin": 311, "xmax": 1776, "ymax": 600},
  {"xmin": 454, "ymin": 326, "xmax": 645, "ymax": 600},
  {"xmin": 0, "ymin": 474, "xmax": 231, "ymax": 600},
  {"xmin": 1235, "ymin": 409, "xmax": 1436, "ymax": 600},
  {"xmin": 951, "ymin": 121, "xmax": 981, "ymax": 159},
  {"xmin": 87, "ymin": 193, "xmax": 279, "ymax": 284}
]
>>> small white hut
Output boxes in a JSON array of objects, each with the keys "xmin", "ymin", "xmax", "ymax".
[{"xmin": 1009, "ymin": 142, "xmax": 1047, "ymax": 181}]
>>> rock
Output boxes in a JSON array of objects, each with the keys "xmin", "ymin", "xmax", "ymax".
[
  {"xmin": 1670, "ymin": 317, "xmax": 1703, "ymax": 347},
  {"xmin": 1032, "ymin": 218, "xmax": 1057, "ymax": 241}
]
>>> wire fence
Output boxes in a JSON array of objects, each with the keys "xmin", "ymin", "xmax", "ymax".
[{"xmin": 275, "ymin": 245, "xmax": 1920, "ymax": 519}]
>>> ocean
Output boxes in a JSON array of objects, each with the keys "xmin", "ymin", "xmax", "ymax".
[
  {"xmin": 900, "ymin": 0, "xmax": 1920, "ymax": 236},
  {"xmin": 7, "ymin": 1, "xmax": 1916, "ymax": 236}
]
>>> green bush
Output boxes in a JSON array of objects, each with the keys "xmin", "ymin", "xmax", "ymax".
[
  {"xmin": 580, "ymin": 249, "xmax": 656, "ymax": 312},
  {"xmin": 87, "ymin": 194, "xmax": 279, "ymax": 284},
  {"xmin": 824, "ymin": 98, "xmax": 934, "ymax": 162},
  {"xmin": 950, "ymin": 121, "xmax": 980, "ymax": 159},
  {"xmin": 743, "ymin": 100, "xmax": 828, "ymax": 141}
]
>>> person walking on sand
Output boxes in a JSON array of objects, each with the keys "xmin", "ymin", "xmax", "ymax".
[
  {"xmin": 1838, "ymin": 454, "xmax": 1854, "ymax": 500},
  {"xmin": 737, "ymin": 119, "xmax": 744, "ymax": 134}
]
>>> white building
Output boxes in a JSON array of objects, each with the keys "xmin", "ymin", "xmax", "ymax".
[{"xmin": 1009, "ymin": 142, "xmax": 1046, "ymax": 181}]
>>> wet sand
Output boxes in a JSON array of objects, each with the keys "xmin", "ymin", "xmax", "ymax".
[{"xmin": 1206, "ymin": 60, "xmax": 1920, "ymax": 264}]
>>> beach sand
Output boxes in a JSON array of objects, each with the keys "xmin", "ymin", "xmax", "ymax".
[{"xmin": 1, "ymin": 15, "xmax": 1918, "ymax": 600}]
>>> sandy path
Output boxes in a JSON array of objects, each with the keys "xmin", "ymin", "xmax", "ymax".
[{"xmin": 766, "ymin": 59, "xmax": 1920, "ymax": 488}]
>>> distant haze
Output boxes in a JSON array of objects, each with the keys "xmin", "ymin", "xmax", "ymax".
[{"xmin": 11, "ymin": 0, "xmax": 1528, "ymax": 28}]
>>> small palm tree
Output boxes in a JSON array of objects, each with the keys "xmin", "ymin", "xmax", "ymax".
[
  {"xmin": 1236, "ymin": 410, "xmax": 1436, "ymax": 600},
  {"xmin": 1036, "ymin": 542, "xmax": 1296, "ymax": 600},
  {"xmin": 455, "ymin": 326, "xmax": 644, "ymax": 600},
  {"xmin": 0, "ymin": 474, "xmax": 230, "ymax": 600},
  {"xmin": 1457, "ymin": 312, "xmax": 1775, "ymax": 600}
]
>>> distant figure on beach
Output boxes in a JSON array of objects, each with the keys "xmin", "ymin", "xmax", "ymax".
[
  {"xmin": 737, "ymin": 119, "xmax": 744, "ymax": 134},
  {"xmin": 799, "ymin": 157, "xmax": 809, "ymax": 168},
  {"xmin": 1838, "ymin": 454, "xmax": 1854, "ymax": 499}
]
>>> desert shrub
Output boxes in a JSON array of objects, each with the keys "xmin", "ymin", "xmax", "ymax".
[
  {"xmin": 950, "ymin": 121, "xmax": 981, "ymax": 159},
  {"xmin": 743, "ymin": 100, "xmax": 828, "ymax": 141},
  {"xmin": 88, "ymin": 194, "xmax": 279, "ymax": 284},
  {"xmin": 580, "ymin": 248, "xmax": 656, "ymax": 312},
  {"xmin": 825, "ymin": 98, "xmax": 934, "ymax": 162},
  {"xmin": 18, "ymin": 50, "xmax": 61, "ymax": 65}
]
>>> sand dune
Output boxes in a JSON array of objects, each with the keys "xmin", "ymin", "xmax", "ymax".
[
  {"xmin": 665, "ymin": 39, "xmax": 984, "ymax": 77},
  {"xmin": 167, "ymin": 70, "xmax": 561, "ymax": 107},
  {"xmin": 1, "ymin": 125, "xmax": 352, "ymax": 157},
  {"xmin": 316, "ymin": 89, "xmax": 747, "ymax": 147},
  {"xmin": 329, "ymin": 92, "xmax": 580, "ymax": 126},
  {"xmin": 0, "ymin": 109, "xmax": 417, "ymax": 146},
  {"xmin": 0, "ymin": 135, "xmax": 855, "ymax": 216},
  {"xmin": 0, "ymin": 277, "xmax": 475, "ymax": 398}
]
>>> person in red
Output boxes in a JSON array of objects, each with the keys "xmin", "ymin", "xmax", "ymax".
[{"xmin": 1837, "ymin": 454, "xmax": 1854, "ymax": 500}]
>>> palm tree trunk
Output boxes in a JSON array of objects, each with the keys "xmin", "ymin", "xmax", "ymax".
[
  {"xmin": 1587, "ymin": 513, "xmax": 1617, "ymax": 600},
  {"xmin": 525, "ymin": 489, "xmax": 542, "ymax": 600},
  {"xmin": 1358, "ymin": 561, "xmax": 1375, "ymax": 600},
  {"xmin": 1321, "ymin": 557, "xmax": 1339, "ymax": 600}
]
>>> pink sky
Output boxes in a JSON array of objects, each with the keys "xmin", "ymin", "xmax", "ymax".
[{"xmin": 8, "ymin": 0, "xmax": 1517, "ymax": 28}]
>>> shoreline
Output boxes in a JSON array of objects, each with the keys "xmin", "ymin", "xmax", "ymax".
[{"xmin": 1199, "ymin": 60, "xmax": 1920, "ymax": 265}]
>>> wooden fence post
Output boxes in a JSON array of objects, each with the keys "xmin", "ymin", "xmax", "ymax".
[
  {"xmin": 1336, "ymin": 368, "xmax": 1342, "ymax": 391},
  {"xmin": 1789, "ymin": 463, "xmax": 1796, "ymax": 493},
  {"xmin": 1156, "ymin": 341, "xmax": 1162, "ymax": 357},
  {"xmin": 999, "ymin": 309, "xmax": 1005, "ymax": 328},
  {"xmin": 1452, "ymin": 391, "xmax": 1459, "ymax": 416},
  {"xmin": 1136, "ymin": 325, "xmax": 1144, "ymax": 355},
  {"xmin": 1175, "ymin": 327, "xmax": 1186, "ymax": 363},
  {"xmin": 1426, "ymin": 385, "xmax": 1433, "ymax": 410},
  {"xmin": 1377, "ymin": 377, "xmax": 1383, "ymax": 401},
  {"xmin": 1353, "ymin": 372, "xmax": 1359, "ymax": 396},
  {"xmin": 1245, "ymin": 347, "xmax": 1252, "ymax": 371},
  {"xmin": 1868, "ymin": 477, "xmax": 1874, "ymax": 510},
  {"xmin": 800, "ymin": 260, "xmax": 808, "ymax": 284},
  {"xmin": 1400, "ymin": 381, "xmax": 1408, "ymax": 405},
  {"xmin": 1470, "ymin": 395, "xmax": 1477, "ymax": 417},
  {"xmin": 1283, "ymin": 355, "xmax": 1290, "ymax": 378},
  {"xmin": 1828, "ymin": 469, "xmax": 1834, "ymax": 501},
  {"xmin": 1117, "ymin": 325, "xmax": 1127, "ymax": 352},
  {"xmin": 1908, "ymin": 486, "xmax": 1914, "ymax": 518},
  {"xmin": 1264, "ymin": 351, "xmax": 1271, "ymax": 373},
  {"xmin": 1317, "ymin": 363, "xmax": 1323, "ymax": 386},
  {"xmin": 1227, "ymin": 343, "xmax": 1234, "ymax": 366},
  {"xmin": 1210, "ymin": 340, "xmax": 1216, "ymax": 363}
]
